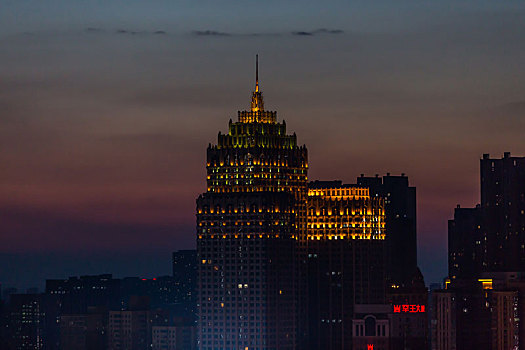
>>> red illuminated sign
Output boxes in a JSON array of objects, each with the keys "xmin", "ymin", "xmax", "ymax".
[
  {"xmin": 393, "ymin": 304, "xmax": 425, "ymax": 313},
  {"xmin": 367, "ymin": 344, "xmax": 374, "ymax": 350}
]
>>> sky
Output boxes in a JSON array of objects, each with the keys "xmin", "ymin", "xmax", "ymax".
[{"xmin": 1, "ymin": 0, "xmax": 525, "ymax": 291}]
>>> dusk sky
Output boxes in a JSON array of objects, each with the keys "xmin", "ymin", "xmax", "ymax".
[{"xmin": 1, "ymin": 0, "xmax": 525, "ymax": 290}]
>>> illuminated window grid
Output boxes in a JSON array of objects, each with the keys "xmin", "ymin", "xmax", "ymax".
[{"xmin": 306, "ymin": 187, "xmax": 386, "ymax": 241}]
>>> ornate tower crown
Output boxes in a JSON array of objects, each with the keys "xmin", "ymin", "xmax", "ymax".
[{"xmin": 240, "ymin": 55, "xmax": 275, "ymax": 123}]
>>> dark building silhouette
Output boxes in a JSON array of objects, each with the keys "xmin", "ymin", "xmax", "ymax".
[
  {"xmin": 305, "ymin": 181, "xmax": 386, "ymax": 349},
  {"xmin": 436, "ymin": 153, "xmax": 525, "ymax": 350},
  {"xmin": 448, "ymin": 153, "xmax": 525, "ymax": 278},
  {"xmin": 46, "ymin": 274, "xmax": 122, "ymax": 314},
  {"xmin": 152, "ymin": 323, "xmax": 197, "ymax": 350},
  {"xmin": 172, "ymin": 250, "xmax": 196, "ymax": 286},
  {"xmin": 6, "ymin": 294, "xmax": 45, "ymax": 350},
  {"xmin": 0, "ymin": 294, "xmax": 6, "ymax": 347},
  {"xmin": 357, "ymin": 174, "xmax": 417, "ymax": 285},
  {"xmin": 431, "ymin": 279, "xmax": 496, "ymax": 350},
  {"xmin": 59, "ymin": 307, "xmax": 107, "ymax": 350},
  {"xmin": 37, "ymin": 274, "xmax": 198, "ymax": 349},
  {"xmin": 108, "ymin": 309, "xmax": 151, "ymax": 350},
  {"xmin": 196, "ymin": 56, "xmax": 308, "ymax": 350},
  {"xmin": 171, "ymin": 250, "xmax": 197, "ymax": 314},
  {"xmin": 386, "ymin": 268, "xmax": 428, "ymax": 350},
  {"xmin": 481, "ymin": 152, "xmax": 525, "ymax": 272},
  {"xmin": 448, "ymin": 205, "xmax": 482, "ymax": 280}
]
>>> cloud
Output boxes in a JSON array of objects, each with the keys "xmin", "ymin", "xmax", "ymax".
[
  {"xmin": 192, "ymin": 29, "xmax": 343, "ymax": 37},
  {"xmin": 314, "ymin": 28, "xmax": 344, "ymax": 34},
  {"xmin": 116, "ymin": 29, "xmax": 139, "ymax": 35},
  {"xmin": 292, "ymin": 31, "xmax": 314, "ymax": 36},
  {"xmin": 292, "ymin": 29, "xmax": 344, "ymax": 36},
  {"xmin": 82, "ymin": 27, "xmax": 167, "ymax": 36},
  {"xmin": 192, "ymin": 30, "xmax": 231, "ymax": 36}
]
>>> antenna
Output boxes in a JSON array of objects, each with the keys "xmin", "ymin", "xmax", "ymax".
[{"xmin": 255, "ymin": 54, "xmax": 259, "ymax": 92}]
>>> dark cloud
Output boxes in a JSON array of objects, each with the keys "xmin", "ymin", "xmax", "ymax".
[
  {"xmin": 292, "ymin": 29, "xmax": 343, "ymax": 36},
  {"xmin": 292, "ymin": 31, "xmax": 314, "ymax": 36},
  {"xmin": 83, "ymin": 28, "xmax": 168, "ymax": 36},
  {"xmin": 192, "ymin": 29, "xmax": 343, "ymax": 37},
  {"xmin": 313, "ymin": 28, "xmax": 344, "ymax": 34},
  {"xmin": 192, "ymin": 30, "xmax": 231, "ymax": 36},
  {"xmin": 117, "ymin": 29, "xmax": 139, "ymax": 35}
]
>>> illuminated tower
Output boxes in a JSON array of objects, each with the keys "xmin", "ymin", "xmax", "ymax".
[{"xmin": 196, "ymin": 56, "xmax": 308, "ymax": 350}]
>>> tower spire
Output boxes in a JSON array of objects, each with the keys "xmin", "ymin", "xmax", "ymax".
[
  {"xmin": 251, "ymin": 54, "xmax": 264, "ymax": 112},
  {"xmin": 255, "ymin": 54, "xmax": 259, "ymax": 92}
]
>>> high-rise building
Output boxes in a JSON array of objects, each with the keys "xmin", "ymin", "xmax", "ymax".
[
  {"xmin": 448, "ymin": 205, "xmax": 482, "ymax": 280},
  {"xmin": 196, "ymin": 56, "xmax": 308, "ymax": 350},
  {"xmin": 439, "ymin": 153, "xmax": 525, "ymax": 349},
  {"xmin": 357, "ymin": 174, "xmax": 417, "ymax": 285},
  {"xmin": 433, "ymin": 280, "xmax": 493, "ymax": 350},
  {"xmin": 305, "ymin": 181, "xmax": 386, "ymax": 349},
  {"xmin": 449, "ymin": 153, "xmax": 525, "ymax": 277},
  {"xmin": 490, "ymin": 289, "xmax": 519, "ymax": 350},
  {"xmin": 171, "ymin": 250, "xmax": 197, "ymax": 314},
  {"xmin": 480, "ymin": 152, "xmax": 525, "ymax": 272},
  {"xmin": 431, "ymin": 289, "xmax": 456, "ymax": 350},
  {"xmin": 6, "ymin": 293, "xmax": 45, "ymax": 350},
  {"xmin": 172, "ymin": 250, "xmax": 197, "ymax": 289}
]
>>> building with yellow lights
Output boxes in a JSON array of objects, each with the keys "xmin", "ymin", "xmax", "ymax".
[
  {"xmin": 305, "ymin": 180, "xmax": 386, "ymax": 349},
  {"xmin": 196, "ymin": 56, "xmax": 307, "ymax": 350}
]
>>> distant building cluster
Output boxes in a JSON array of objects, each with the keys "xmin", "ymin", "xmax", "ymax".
[
  {"xmin": 431, "ymin": 152, "xmax": 525, "ymax": 350},
  {"xmin": 0, "ymin": 250, "xmax": 197, "ymax": 350}
]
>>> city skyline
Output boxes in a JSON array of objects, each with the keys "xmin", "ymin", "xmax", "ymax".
[{"xmin": 2, "ymin": 1, "xmax": 525, "ymax": 291}]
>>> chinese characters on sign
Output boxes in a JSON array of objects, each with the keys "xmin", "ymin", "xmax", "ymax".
[
  {"xmin": 367, "ymin": 344, "xmax": 374, "ymax": 350},
  {"xmin": 393, "ymin": 304, "xmax": 425, "ymax": 313}
]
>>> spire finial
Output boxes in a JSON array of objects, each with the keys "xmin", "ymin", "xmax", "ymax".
[
  {"xmin": 255, "ymin": 54, "xmax": 259, "ymax": 92},
  {"xmin": 250, "ymin": 55, "xmax": 264, "ymax": 113}
]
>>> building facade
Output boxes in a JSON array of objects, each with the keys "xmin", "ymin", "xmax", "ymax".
[
  {"xmin": 152, "ymin": 325, "xmax": 197, "ymax": 350},
  {"xmin": 196, "ymin": 57, "xmax": 308, "ymax": 350},
  {"xmin": 448, "ymin": 205, "xmax": 482, "ymax": 280},
  {"xmin": 352, "ymin": 304, "xmax": 391, "ymax": 350},
  {"xmin": 480, "ymin": 152, "xmax": 525, "ymax": 272},
  {"xmin": 356, "ymin": 174, "xmax": 417, "ymax": 286},
  {"xmin": 6, "ymin": 294, "xmax": 45, "ymax": 350},
  {"xmin": 306, "ymin": 181, "xmax": 386, "ymax": 349},
  {"xmin": 108, "ymin": 310, "xmax": 151, "ymax": 350}
]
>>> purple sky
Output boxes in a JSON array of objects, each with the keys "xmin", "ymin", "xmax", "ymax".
[{"xmin": 1, "ymin": 1, "xmax": 525, "ymax": 290}]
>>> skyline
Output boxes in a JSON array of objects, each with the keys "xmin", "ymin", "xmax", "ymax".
[{"xmin": 2, "ymin": 1, "xmax": 525, "ymax": 290}]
